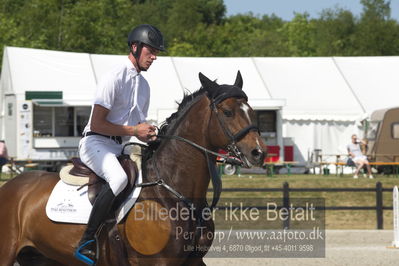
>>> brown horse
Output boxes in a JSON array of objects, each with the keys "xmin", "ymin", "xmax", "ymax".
[{"xmin": 0, "ymin": 71, "xmax": 266, "ymax": 266}]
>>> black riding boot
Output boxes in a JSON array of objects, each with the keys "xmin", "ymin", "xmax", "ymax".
[{"xmin": 74, "ymin": 183, "xmax": 115, "ymax": 265}]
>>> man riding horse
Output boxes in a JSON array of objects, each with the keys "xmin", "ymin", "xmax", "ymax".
[{"xmin": 75, "ymin": 24, "xmax": 165, "ymax": 265}]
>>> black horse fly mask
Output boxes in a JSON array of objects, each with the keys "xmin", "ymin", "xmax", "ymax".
[{"xmin": 199, "ymin": 71, "xmax": 260, "ymax": 166}]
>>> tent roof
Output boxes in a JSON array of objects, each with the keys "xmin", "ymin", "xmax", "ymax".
[
  {"xmin": 253, "ymin": 57, "xmax": 365, "ymax": 121},
  {"xmin": 333, "ymin": 56, "xmax": 399, "ymax": 113},
  {"xmin": 2, "ymin": 47, "xmax": 96, "ymax": 102},
  {"xmin": 2, "ymin": 46, "xmax": 399, "ymax": 122},
  {"xmin": 171, "ymin": 57, "xmax": 272, "ymax": 97}
]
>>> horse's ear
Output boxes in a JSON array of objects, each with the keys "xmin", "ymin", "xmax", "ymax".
[
  {"xmin": 234, "ymin": 70, "xmax": 243, "ymax": 89},
  {"xmin": 199, "ymin": 72, "xmax": 218, "ymax": 95}
]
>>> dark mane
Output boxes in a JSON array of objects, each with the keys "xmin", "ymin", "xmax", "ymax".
[
  {"xmin": 159, "ymin": 88, "xmax": 206, "ymax": 135},
  {"xmin": 142, "ymin": 71, "xmax": 245, "ymax": 166},
  {"xmin": 142, "ymin": 88, "xmax": 207, "ymax": 162}
]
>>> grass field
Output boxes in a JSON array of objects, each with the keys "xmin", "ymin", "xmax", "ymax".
[
  {"xmin": 217, "ymin": 173, "xmax": 399, "ymax": 230},
  {"xmin": 1, "ymin": 171, "xmax": 399, "ymax": 229}
]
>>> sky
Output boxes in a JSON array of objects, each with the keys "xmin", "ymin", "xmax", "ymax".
[{"xmin": 224, "ymin": 0, "xmax": 399, "ymax": 21}]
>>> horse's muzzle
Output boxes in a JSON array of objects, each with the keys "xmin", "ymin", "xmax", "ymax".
[{"xmin": 250, "ymin": 148, "xmax": 265, "ymax": 166}]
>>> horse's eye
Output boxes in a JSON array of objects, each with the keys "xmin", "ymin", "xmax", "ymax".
[{"xmin": 223, "ymin": 110, "xmax": 233, "ymax": 117}]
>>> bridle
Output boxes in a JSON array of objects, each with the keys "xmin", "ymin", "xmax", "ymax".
[
  {"xmin": 132, "ymin": 95, "xmax": 260, "ymax": 211},
  {"xmin": 210, "ymin": 97, "xmax": 260, "ymax": 165}
]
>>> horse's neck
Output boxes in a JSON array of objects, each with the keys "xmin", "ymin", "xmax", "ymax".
[{"xmin": 155, "ymin": 97, "xmax": 213, "ymax": 201}]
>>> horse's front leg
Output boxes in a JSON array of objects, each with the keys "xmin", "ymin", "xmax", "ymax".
[
  {"xmin": 183, "ymin": 258, "xmax": 206, "ymax": 266},
  {"xmin": 182, "ymin": 218, "xmax": 215, "ymax": 266}
]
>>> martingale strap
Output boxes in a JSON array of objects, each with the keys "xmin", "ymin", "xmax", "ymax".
[
  {"xmin": 206, "ymin": 152, "xmax": 222, "ymax": 209},
  {"xmin": 146, "ymin": 134, "xmax": 229, "ymax": 209}
]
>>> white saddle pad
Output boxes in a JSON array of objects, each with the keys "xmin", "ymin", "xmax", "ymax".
[{"xmin": 46, "ymin": 171, "xmax": 142, "ymax": 224}]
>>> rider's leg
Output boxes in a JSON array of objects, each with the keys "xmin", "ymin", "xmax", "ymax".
[
  {"xmin": 75, "ymin": 183, "xmax": 115, "ymax": 265},
  {"xmin": 75, "ymin": 137, "xmax": 128, "ymax": 265}
]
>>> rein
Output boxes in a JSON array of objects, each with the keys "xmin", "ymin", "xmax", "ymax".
[
  {"xmin": 136, "ymin": 134, "xmax": 238, "ymax": 211},
  {"xmin": 156, "ymin": 134, "xmax": 243, "ymax": 165},
  {"xmin": 135, "ymin": 97, "xmax": 259, "ymax": 212}
]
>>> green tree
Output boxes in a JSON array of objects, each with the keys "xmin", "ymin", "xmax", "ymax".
[
  {"xmin": 221, "ymin": 14, "xmax": 288, "ymax": 57},
  {"xmin": 280, "ymin": 13, "xmax": 317, "ymax": 56},
  {"xmin": 361, "ymin": 0, "xmax": 391, "ymax": 19},
  {"xmin": 1, "ymin": 0, "xmax": 399, "ymax": 62},
  {"xmin": 61, "ymin": 0, "xmax": 133, "ymax": 54},
  {"xmin": 250, "ymin": 14, "xmax": 288, "ymax": 56},
  {"xmin": 354, "ymin": 0, "xmax": 399, "ymax": 55},
  {"xmin": 197, "ymin": 0, "xmax": 226, "ymax": 25},
  {"xmin": 166, "ymin": 0, "xmax": 203, "ymax": 41},
  {"xmin": 125, "ymin": 0, "xmax": 172, "ymax": 37},
  {"xmin": 8, "ymin": 0, "xmax": 61, "ymax": 49},
  {"xmin": 314, "ymin": 8, "xmax": 356, "ymax": 55}
]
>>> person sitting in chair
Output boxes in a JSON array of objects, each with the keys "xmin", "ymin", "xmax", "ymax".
[
  {"xmin": 347, "ymin": 134, "xmax": 373, "ymax": 179},
  {"xmin": 74, "ymin": 24, "xmax": 165, "ymax": 265}
]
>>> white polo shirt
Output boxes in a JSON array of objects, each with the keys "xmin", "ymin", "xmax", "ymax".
[
  {"xmin": 347, "ymin": 143, "xmax": 363, "ymax": 158},
  {"xmin": 83, "ymin": 58, "xmax": 150, "ymax": 141}
]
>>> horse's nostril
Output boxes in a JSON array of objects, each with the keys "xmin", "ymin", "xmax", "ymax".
[
  {"xmin": 251, "ymin": 149, "xmax": 261, "ymax": 158},
  {"xmin": 251, "ymin": 148, "xmax": 265, "ymax": 164}
]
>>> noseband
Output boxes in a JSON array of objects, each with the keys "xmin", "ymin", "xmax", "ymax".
[{"xmin": 210, "ymin": 99, "xmax": 260, "ymax": 163}]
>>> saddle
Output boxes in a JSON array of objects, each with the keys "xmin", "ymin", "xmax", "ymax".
[
  {"xmin": 57, "ymin": 156, "xmax": 137, "ymax": 266},
  {"xmin": 62, "ymin": 155, "xmax": 138, "ymax": 206}
]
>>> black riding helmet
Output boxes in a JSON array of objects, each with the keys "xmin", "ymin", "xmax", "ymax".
[{"xmin": 127, "ymin": 24, "xmax": 165, "ymax": 59}]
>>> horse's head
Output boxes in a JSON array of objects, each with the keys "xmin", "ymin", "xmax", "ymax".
[{"xmin": 199, "ymin": 71, "xmax": 267, "ymax": 167}]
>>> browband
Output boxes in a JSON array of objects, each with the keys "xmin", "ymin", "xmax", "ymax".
[{"xmin": 210, "ymin": 86, "xmax": 248, "ymax": 106}]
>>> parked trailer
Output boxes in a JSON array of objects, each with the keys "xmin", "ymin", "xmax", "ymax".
[
  {"xmin": 362, "ymin": 107, "xmax": 399, "ymax": 175},
  {"xmin": 0, "ymin": 46, "xmax": 95, "ymax": 171},
  {"xmin": 365, "ymin": 106, "xmax": 399, "ymax": 162},
  {"xmin": 2, "ymin": 93, "xmax": 90, "ymax": 171}
]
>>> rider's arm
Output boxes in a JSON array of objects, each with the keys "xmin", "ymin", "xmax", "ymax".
[
  {"xmin": 90, "ymin": 104, "xmax": 134, "ymax": 136},
  {"xmin": 90, "ymin": 104, "xmax": 155, "ymax": 142}
]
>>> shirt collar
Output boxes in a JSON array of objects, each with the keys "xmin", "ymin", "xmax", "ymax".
[{"xmin": 126, "ymin": 57, "xmax": 140, "ymax": 77}]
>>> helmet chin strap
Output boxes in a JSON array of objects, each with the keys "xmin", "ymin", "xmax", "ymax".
[{"xmin": 131, "ymin": 43, "xmax": 147, "ymax": 72}]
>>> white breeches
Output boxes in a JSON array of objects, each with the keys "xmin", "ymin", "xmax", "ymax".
[{"xmin": 79, "ymin": 135, "xmax": 127, "ymax": 196}]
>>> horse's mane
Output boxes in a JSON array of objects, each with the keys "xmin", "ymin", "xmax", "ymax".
[
  {"xmin": 159, "ymin": 88, "xmax": 206, "ymax": 135},
  {"xmin": 142, "ymin": 88, "xmax": 206, "ymax": 163}
]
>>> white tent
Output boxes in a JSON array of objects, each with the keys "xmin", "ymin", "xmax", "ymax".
[
  {"xmin": 253, "ymin": 57, "xmax": 366, "ymax": 163},
  {"xmin": 1, "ymin": 47, "xmax": 96, "ymax": 104},
  {"xmin": 1, "ymin": 46, "xmax": 398, "ymax": 164},
  {"xmin": 333, "ymin": 56, "xmax": 399, "ymax": 113}
]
